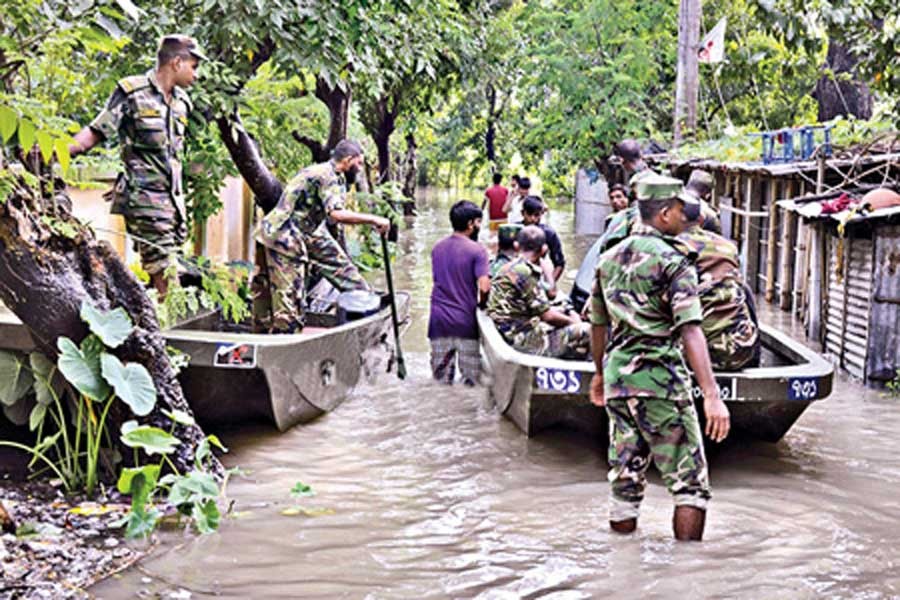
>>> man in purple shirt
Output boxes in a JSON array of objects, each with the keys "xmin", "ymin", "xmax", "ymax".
[{"xmin": 429, "ymin": 200, "xmax": 491, "ymax": 386}]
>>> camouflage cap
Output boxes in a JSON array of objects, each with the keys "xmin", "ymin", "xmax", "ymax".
[
  {"xmin": 635, "ymin": 173, "xmax": 699, "ymax": 205},
  {"xmin": 628, "ymin": 168, "xmax": 655, "ymax": 187},
  {"xmin": 497, "ymin": 223, "xmax": 523, "ymax": 245},
  {"xmin": 686, "ymin": 169, "xmax": 714, "ymax": 194}
]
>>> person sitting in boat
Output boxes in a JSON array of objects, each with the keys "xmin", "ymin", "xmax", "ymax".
[
  {"xmin": 521, "ymin": 195, "xmax": 566, "ymax": 286},
  {"xmin": 256, "ymin": 139, "xmax": 391, "ymax": 333},
  {"xmin": 677, "ymin": 202, "xmax": 760, "ymax": 370},
  {"xmin": 490, "ymin": 223, "xmax": 522, "ymax": 278},
  {"xmin": 487, "ymin": 226, "xmax": 590, "ymax": 359}
]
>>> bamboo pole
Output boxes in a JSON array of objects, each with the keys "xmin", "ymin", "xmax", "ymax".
[{"xmin": 765, "ymin": 178, "xmax": 778, "ymax": 303}]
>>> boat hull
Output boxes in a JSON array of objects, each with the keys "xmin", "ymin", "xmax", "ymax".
[
  {"xmin": 478, "ymin": 311, "xmax": 833, "ymax": 442},
  {"xmin": 1, "ymin": 293, "xmax": 409, "ymax": 432}
]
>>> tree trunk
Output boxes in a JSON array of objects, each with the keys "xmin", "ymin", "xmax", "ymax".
[
  {"xmin": 0, "ymin": 179, "xmax": 223, "ymax": 478},
  {"xmin": 674, "ymin": 0, "xmax": 701, "ymax": 144},
  {"xmin": 401, "ymin": 133, "xmax": 418, "ymax": 200},
  {"xmin": 293, "ymin": 76, "xmax": 352, "ymax": 163},
  {"xmin": 814, "ymin": 42, "xmax": 873, "ymax": 122},
  {"xmin": 216, "ymin": 113, "xmax": 283, "ymax": 214},
  {"xmin": 485, "ymin": 83, "xmax": 498, "ymax": 165}
]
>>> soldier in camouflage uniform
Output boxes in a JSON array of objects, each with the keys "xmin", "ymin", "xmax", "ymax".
[
  {"xmin": 69, "ymin": 35, "xmax": 206, "ymax": 297},
  {"xmin": 685, "ymin": 169, "xmax": 723, "ymax": 234},
  {"xmin": 589, "ymin": 173, "xmax": 730, "ymax": 541},
  {"xmin": 487, "ymin": 226, "xmax": 590, "ymax": 359},
  {"xmin": 256, "ymin": 140, "xmax": 390, "ymax": 333},
  {"xmin": 490, "ymin": 223, "xmax": 521, "ymax": 278},
  {"xmin": 677, "ymin": 210, "xmax": 760, "ymax": 370}
]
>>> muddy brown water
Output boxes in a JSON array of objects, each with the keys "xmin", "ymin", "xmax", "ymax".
[{"xmin": 94, "ymin": 188, "xmax": 900, "ymax": 599}]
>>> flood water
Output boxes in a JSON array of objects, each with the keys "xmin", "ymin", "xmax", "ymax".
[{"xmin": 96, "ymin": 188, "xmax": 900, "ymax": 599}]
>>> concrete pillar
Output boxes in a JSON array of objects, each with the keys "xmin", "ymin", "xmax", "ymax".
[{"xmin": 574, "ymin": 168, "xmax": 609, "ymax": 235}]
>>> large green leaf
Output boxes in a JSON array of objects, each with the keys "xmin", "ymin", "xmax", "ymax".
[
  {"xmin": 54, "ymin": 138, "xmax": 71, "ymax": 174},
  {"xmin": 167, "ymin": 471, "xmax": 219, "ymax": 507},
  {"xmin": 29, "ymin": 402, "xmax": 47, "ymax": 432},
  {"xmin": 120, "ymin": 425, "xmax": 179, "ymax": 455},
  {"xmin": 17, "ymin": 118, "xmax": 35, "ymax": 151},
  {"xmin": 57, "ymin": 336, "xmax": 110, "ymax": 401},
  {"xmin": 0, "ymin": 105, "xmax": 16, "ymax": 142},
  {"xmin": 3, "ymin": 394, "xmax": 35, "ymax": 427},
  {"xmin": 35, "ymin": 130, "xmax": 53, "ymax": 164},
  {"xmin": 29, "ymin": 352, "xmax": 62, "ymax": 407},
  {"xmin": 117, "ymin": 464, "xmax": 160, "ymax": 495},
  {"xmin": 0, "ymin": 351, "xmax": 33, "ymax": 407},
  {"xmin": 100, "ymin": 354, "xmax": 156, "ymax": 416},
  {"xmin": 80, "ymin": 301, "xmax": 133, "ymax": 348},
  {"xmin": 192, "ymin": 499, "xmax": 221, "ymax": 534}
]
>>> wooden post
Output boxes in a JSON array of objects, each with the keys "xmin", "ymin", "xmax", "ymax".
[
  {"xmin": 765, "ymin": 178, "xmax": 778, "ymax": 303},
  {"xmin": 674, "ymin": 0, "xmax": 701, "ymax": 144},
  {"xmin": 780, "ymin": 179, "xmax": 798, "ymax": 310},
  {"xmin": 743, "ymin": 175, "xmax": 762, "ymax": 293}
]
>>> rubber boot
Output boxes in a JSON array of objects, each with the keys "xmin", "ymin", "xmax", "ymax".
[
  {"xmin": 673, "ymin": 506, "xmax": 706, "ymax": 541},
  {"xmin": 609, "ymin": 518, "xmax": 637, "ymax": 534}
]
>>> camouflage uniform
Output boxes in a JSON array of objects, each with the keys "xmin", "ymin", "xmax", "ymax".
[
  {"xmin": 89, "ymin": 70, "xmax": 191, "ymax": 275},
  {"xmin": 489, "ymin": 251, "xmax": 515, "ymax": 278},
  {"xmin": 678, "ymin": 224, "xmax": 759, "ymax": 370},
  {"xmin": 592, "ymin": 180, "xmax": 711, "ymax": 521},
  {"xmin": 488, "ymin": 257, "xmax": 590, "ymax": 359},
  {"xmin": 256, "ymin": 161, "xmax": 369, "ymax": 332}
]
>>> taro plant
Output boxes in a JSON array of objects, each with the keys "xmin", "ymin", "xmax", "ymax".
[
  {"xmin": 0, "ymin": 300, "xmax": 156, "ymax": 495},
  {"xmin": 115, "ymin": 410, "xmax": 229, "ymax": 538}
]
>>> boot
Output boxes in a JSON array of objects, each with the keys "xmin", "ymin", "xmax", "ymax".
[
  {"xmin": 609, "ymin": 518, "xmax": 637, "ymax": 534},
  {"xmin": 673, "ymin": 506, "xmax": 706, "ymax": 541}
]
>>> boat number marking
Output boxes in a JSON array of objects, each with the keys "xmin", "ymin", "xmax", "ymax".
[
  {"xmin": 213, "ymin": 343, "xmax": 257, "ymax": 369},
  {"xmin": 788, "ymin": 377, "xmax": 818, "ymax": 401},
  {"xmin": 535, "ymin": 367, "xmax": 581, "ymax": 393},
  {"xmin": 691, "ymin": 378, "xmax": 738, "ymax": 401}
]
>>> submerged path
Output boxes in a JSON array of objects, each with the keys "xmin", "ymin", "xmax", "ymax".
[{"xmin": 95, "ymin": 188, "xmax": 900, "ymax": 599}]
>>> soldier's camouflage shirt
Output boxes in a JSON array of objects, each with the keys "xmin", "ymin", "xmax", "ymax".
[
  {"xmin": 487, "ymin": 256, "xmax": 550, "ymax": 339},
  {"xmin": 678, "ymin": 224, "xmax": 758, "ymax": 368},
  {"xmin": 89, "ymin": 70, "xmax": 191, "ymax": 219},
  {"xmin": 598, "ymin": 205, "xmax": 638, "ymax": 253},
  {"xmin": 591, "ymin": 223, "xmax": 702, "ymax": 400},
  {"xmin": 257, "ymin": 161, "xmax": 347, "ymax": 257}
]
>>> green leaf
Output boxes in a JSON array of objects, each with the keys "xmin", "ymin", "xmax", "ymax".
[
  {"xmin": 0, "ymin": 351, "xmax": 33, "ymax": 407},
  {"xmin": 57, "ymin": 336, "xmax": 110, "ymax": 401},
  {"xmin": 0, "ymin": 105, "xmax": 16, "ymax": 142},
  {"xmin": 117, "ymin": 464, "xmax": 160, "ymax": 495},
  {"xmin": 35, "ymin": 130, "xmax": 53, "ymax": 164},
  {"xmin": 119, "ymin": 505, "xmax": 161, "ymax": 539},
  {"xmin": 114, "ymin": 0, "xmax": 141, "ymax": 21},
  {"xmin": 80, "ymin": 301, "xmax": 133, "ymax": 348},
  {"xmin": 162, "ymin": 408, "xmax": 195, "ymax": 427},
  {"xmin": 167, "ymin": 471, "xmax": 219, "ymax": 506},
  {"xmin": 290, "ymin": 481, "xmax": 314, "ymax": 499},
  {"xmin": 29, "ymin": 352, "xmax": 61, "ymax": 406},
  {"xmin": 192, "ymin": 499, "xmax": 221, "ymax": 534},
  {"xmin": 16, "ymin": 118, "xmax": 35, "ymax": 150},
  {"xmin": 100, "ymin": 354, "xmax": 156, "ymax": 416},
  {"xmin": 54, "ymin": 138, "xmax": 71, "ymax": 174},
  {"xmin": 121, "ymin": 425, "xmax": 179, "ymax": 455},
  {"xmin": 29, "ymin": 402, "xmax": 47, "ymax": 432}
]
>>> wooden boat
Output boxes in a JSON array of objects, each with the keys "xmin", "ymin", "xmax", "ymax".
[
  {"xmin": 1, "ymin": 293, "xmax": 409, "ymax": 432},
  {"xmin": 478, "ymin": 311, "xmax": 833, "ymax": 442}
]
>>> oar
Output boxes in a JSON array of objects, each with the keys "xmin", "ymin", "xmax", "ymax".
[{"xmin": 381, "ymin": 233, "xmax": 407, "ymax": 379}]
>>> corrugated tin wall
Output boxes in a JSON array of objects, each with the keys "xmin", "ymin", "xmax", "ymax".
[
  {"xmin": 824, "ymin": 234, "xmax": 874, "ymax": 380},
  {"xmin": 867, "ymin": 225, "xmax": 900, "ymax": 384}
]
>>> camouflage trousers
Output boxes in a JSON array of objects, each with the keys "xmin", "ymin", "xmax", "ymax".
[
  {"xmin": 124, "ymin": 210, "xmax": 187, "ymax": 276},
  {"xmin": 499, "ymin": 318, "xmax": 591, "ymax": 359},
  {"xmin": 262, "ymin": 225, "xmax": 369, "ymax": 333},
  {"xmin": 606, "ymin": 397, "xmax": 710, "ymax": 522},
  {"xmin": 701, "ymin": 280, "xmax": 760, "ymax": 371}
]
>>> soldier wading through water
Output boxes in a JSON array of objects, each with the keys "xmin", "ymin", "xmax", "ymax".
[{"xmin": 590, "ymin": 173, "xmax": 730, "ymax": 541}]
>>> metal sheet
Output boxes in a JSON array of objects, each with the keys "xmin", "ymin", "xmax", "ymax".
[
  {"xmin": 824, "ymin": 235, "xmax": 873, "ymax": 380},
  {"xmin": 867, "ymin": 225, "xmax": 900, "ymax": 382}
]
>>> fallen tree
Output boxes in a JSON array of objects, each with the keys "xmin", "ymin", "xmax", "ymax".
[{"xmin": 0, "ymin": 172, "xmax": 223, "ymax": 477}]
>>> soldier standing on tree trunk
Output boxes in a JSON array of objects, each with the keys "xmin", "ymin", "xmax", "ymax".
[{"xmin": 68, "ymin": 35, "xmax": 206, "ymax": 298}]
